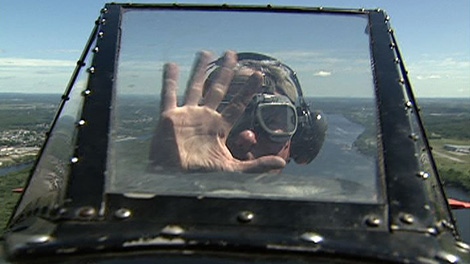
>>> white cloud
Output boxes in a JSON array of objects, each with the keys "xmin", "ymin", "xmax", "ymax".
[
  {"xmin": 314, "ymin": 71, "xmax": 332, "ymax": 77},
  {"xmin": 416, "ymin": 74, "xmax": 442, "ymax": 80},
  {"xmin": 0, "ymin": 57, "xmax": 75, "ymax": 67}
]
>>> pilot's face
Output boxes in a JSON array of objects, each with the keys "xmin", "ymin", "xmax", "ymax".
[
  {"xmin": 223, "ymin": 69, "xmax": 293, "ymax": 163},
  {"xmin": 226, "ymin": 120, "xmax": 292, "ymax": 162}
]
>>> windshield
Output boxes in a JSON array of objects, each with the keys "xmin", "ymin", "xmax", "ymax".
[{"xmin": 107, "ymin": 9, "xmax": 381, "ymax": 203}]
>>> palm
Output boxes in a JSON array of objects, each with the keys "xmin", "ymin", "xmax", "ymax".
[{"xmin": 149, "ymin": 51, "xmax": 286, "ymax": 173}]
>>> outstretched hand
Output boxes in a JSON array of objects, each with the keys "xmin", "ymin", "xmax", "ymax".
[{"xmin": 149, "ymin": 51, "xmax": 286, "ymax": 173}]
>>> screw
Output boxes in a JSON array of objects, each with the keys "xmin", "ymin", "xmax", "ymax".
[
  {"xmin": 417, "ymin": 171, "xmax": 430, "ymax": 179},
  {"xmin": 409, "ymin": 133, "xmax": 419, "ymax": 141},
  {"xmin": 114, "ymin": 208, "xmax": 132, "ymax": 220},
  {"xmin": 404, "ymin": 101, "xmax": 413, "ymax": 109},
  {"xmin": 27, "ymin": 235, "xmax": 51, "ymax": 245},
  {"xmin": 365, "ymin": 215, "xmax": 381, "ymax": 227},
  {"xmin": 300, "ymin": 232, "xmax": 323, "ymax": 244},
  {"xmin": 237, "ymin": 211, "xmax": 254, "ymax": 223},
  {"xmin": 161, "ymin": 225, "xmax": 184, "ymax": 237},
  {"xmin": 399, "ymin": 213, "xmax": 414, "ymax": 224},
  {"xmin": 436, "ymin": 251, "xmax": 459, "ymax": 264},
  {"xmin": 77, "ymin": 207, "xmax": 96, "ymax": 218},
  {"xmin": 455, "ymin": 241, "xmax": 470, "ymax": 253}
]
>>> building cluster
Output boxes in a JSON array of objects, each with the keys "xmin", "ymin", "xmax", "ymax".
[
  {"xmin": 0, "ymin": 129, "xmax": 44, "ymax": 167},
  {"xmin": 443, "ymin": 144, "xmax": 470, "ymax": 155},
  {"xmin": 0, "ymin": 129, "xmax": 45, "ymax": 147}
]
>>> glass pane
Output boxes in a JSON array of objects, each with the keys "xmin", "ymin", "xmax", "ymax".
[
  {"xmin": 108, "ymin": 9, "xmax": 380, "ymax": 203},
  {"xmin": 14, "ymin": 39, "xmax": 95, "ymax": 217}
]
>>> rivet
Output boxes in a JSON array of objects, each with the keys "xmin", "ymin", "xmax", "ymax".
[
  {"xmin": 237, "ymin": 211, "xmax": 254, "ymax": 223},
  {"xmin": 399, "ymin": 213, "xmax": 414, "ymax": 224},
  {"xmin": 405, "ymin": 101, "xmax": 413, "ymax": 109},
  {"xmin": 100, "ymin": 18, "xmax": 106, "ymax": 25},
  {"xmin": 300, "ymin": 232, "xmax": 323, "ymax": 244},
  {"xmin": 319, "ymin": 6, "xmax": 323, "ymax": 10},
  {"xmin": 388, "ymin": 28, "xmax": 394, "ymax": 33},
  {"xmin": 58, "ymin": 207, "xmax": 68, "ymax": 216},
  {"xmin": 98, "ymin": 31, "xmax": 104, "ymax": 38},
  {"xmin": 385, "ymin": 15, "xmax": 390, "ymax": 22},
  {"xmin": 417, "ymin": 171, "xmax": 430, "ymax": 179},
  {"xmin": 114, "ymin": 208, "xmax": 131, "ymax": 220},
  {"xmin": 92, "ymin": 46, "xmax": 99, "ymax": 53},
  {"xmin": 27, "ymin": 235, "xmax": 51, "ymax": 245},
  {"xmin": 365, "ymin": 215, "xmax": 381, "ymax": 227},
  {"xmin": 71, "ymin": 157, "xmax": 79, "ymax": 163},
  {"xmin": 409, "ymin": 133, "xmax": 419, "ymax": 141},
  {"xmin": 427, "ymin": 227, "xmax": 439, "ymax": 236},
  {"xmin": 77, "ymin": 120, "xmax": 86, "ymax": 126},
  {"xmin": 76, "ymin": 60, "xmax": 86, "ymax": 67},
  {"xmin": 77, "ymin": 206, "xmax": 96, "ymax": 218},
  {"xmin": 455, "ymin": 241, "xmax": 470, "ymax": 253},
  {"xmin": 399, "ymin": 78, "xmax": 405, "ymax": 84},
  {"xmin": 394, "ymin": 58, "xmax": 400, "ymax": 64},
  {"xmin": 160, "ymin": 225, "xmax": 184, "ymax": 237},
  {"xmin": 100, "ymin": 7, "xmax": 108, "ymax": 14},
  {"xmin": 440, "ymin": 219, "xmax": 455, "ymax": 230},
  {"xmin": 87, "ymin": 66, "xmax": 95, "ymax": 74},
  {"xmin": 82, "ymin": 90, "xmax": 91, "ymax": 96},
  {"xmin": 436, "ymin": 251, "xmax": 459, "ymax": 264}
]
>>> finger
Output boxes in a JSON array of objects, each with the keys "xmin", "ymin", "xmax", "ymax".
[
  {"xmin": 184, "ymin": 51, "xmax": 212, "ymax": 106},
  {"xmin": 204, "ymin": 51, "xmax": 237, "ymax": 109},
  {"xmin": 237, "ymin": 156, "xmax": 286, "ymax": 173},
  {"xmin": 221, "ymin": 71, "xmax": 263, "ymax": 125},
  {"xmin": 161, "ymin": 63, "xmax": 179, "ymax": 112}
]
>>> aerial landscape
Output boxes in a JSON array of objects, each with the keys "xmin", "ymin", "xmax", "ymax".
[{"xmin": 0, "ymin": 93, "xmax": 469, "ymax": 231}]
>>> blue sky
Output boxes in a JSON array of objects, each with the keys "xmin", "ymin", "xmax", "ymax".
[{"xmin": 1, "ymin": 0, "xmax": 469, "ymax": 98}]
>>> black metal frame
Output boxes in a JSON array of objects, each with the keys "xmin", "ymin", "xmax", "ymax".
[{"xmin": 3, "ymin": 4, "xmax": 468, "ymax": 263}]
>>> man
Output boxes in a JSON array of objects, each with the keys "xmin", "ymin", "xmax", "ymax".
[{"xmin": 149, "ymin": 51, "xmax": 326, "ymax": 173}]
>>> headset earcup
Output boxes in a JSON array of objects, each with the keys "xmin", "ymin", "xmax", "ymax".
[{"xmin": 291, "ymin": 110, "xmax": 328, "ymax": 164}]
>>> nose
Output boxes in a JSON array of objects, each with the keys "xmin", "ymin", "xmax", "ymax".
[{"xmin": 235, "ymin": 130, "xmax": 257, "ymax": 151}]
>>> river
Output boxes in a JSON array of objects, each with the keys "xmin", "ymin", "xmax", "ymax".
[
  {"xmin": 445, "ymin": 187, "xmax": 470, "ymax": 243},
  {"xmin": 0, "ymin": 163, "xmax": 32, "ymax": 177},
  {"xmin": 1, "ymin": 118, "xmax": 469, "ymax": 243}
]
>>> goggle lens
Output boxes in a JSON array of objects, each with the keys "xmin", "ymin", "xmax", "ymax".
[{"xmin": 257, "ymin": 104, "xmax": 297, "ymax": 136}]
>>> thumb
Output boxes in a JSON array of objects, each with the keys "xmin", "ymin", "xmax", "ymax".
[{"xmin": 238, "ymin": 156, "xmax": 287, "ymax": 173}]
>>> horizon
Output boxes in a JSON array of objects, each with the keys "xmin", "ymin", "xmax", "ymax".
[
  {"xmin": 1, "ymin": 91, "xmax": 469, "ymax": 100},
  {"xmin": 1, "ymin": 0, "xmax": 469, "ymax": 98}
]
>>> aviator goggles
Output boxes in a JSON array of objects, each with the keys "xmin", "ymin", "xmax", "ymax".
[{"xmin": 242, "ymin": 93, "xmax": 298, "ymax": 142}]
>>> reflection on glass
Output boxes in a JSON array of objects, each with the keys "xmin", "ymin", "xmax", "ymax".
[
  {"xmin": 14, "ymin": 40, "xmax": 94, "ymax": 217},
  {"xmin": 108, "ymin": 9, "xmax": 380, "ymax": 203}
]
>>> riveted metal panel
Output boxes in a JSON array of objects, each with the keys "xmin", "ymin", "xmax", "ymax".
[{"xmin": 65, "ymin": 4, "xmax": 122, "ymax": 210}]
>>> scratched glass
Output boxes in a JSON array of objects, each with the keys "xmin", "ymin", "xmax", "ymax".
[{"xmin": 107, "ymin": 9, "xmax": 381, "ymax": 203}]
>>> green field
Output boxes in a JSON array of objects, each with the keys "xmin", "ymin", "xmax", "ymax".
[
  {"xmin": 0, "ymin": 168, "xmax": 30, "ymax": 230},
  {"xmin": 0, "ymin": 94, "xmax": 468, "ymax": 231},
  {"xmin": 429, "ymin": 138, "xmax": 470, "ymax": 190}
]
